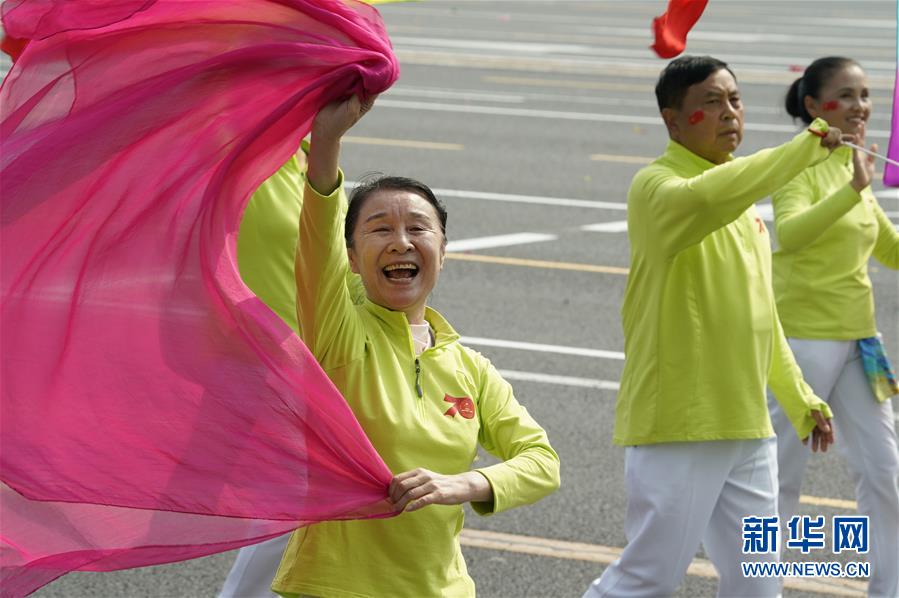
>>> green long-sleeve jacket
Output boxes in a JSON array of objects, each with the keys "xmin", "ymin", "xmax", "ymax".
[
  {"xmin": 615, "ymin": 123, "xmax": 834, "ymax": 446},
  {"xmin": 772, "ymin": 145, "xmax": 899, "ymax": 340},
  {"xmin": 258, "ymin": 171, "xmax": 560, "ymax": 598}
]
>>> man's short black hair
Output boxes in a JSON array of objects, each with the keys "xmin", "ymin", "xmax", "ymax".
[{"xmin": 655, "ymin": 55, "xmax": 736, "ymax": 111}]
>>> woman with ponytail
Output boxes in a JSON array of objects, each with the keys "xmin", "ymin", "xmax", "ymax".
[{"xmin": 771, "ymin": 57, "xmax": 899, "ymax": 597}]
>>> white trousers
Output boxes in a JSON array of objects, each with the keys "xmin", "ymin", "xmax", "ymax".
[
  {"xmin": 218, "ymin": 534, "xmax": 290, "ymax": 598},
  {"xmin": 584, "ymin": 438, "xmax": 781, "ymax": 598},
  {"xmin": 768, "ymin": 338, "xmax": 899, "ymax": 598}
]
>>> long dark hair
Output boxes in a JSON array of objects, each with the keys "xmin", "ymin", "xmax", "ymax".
[{"xmin": 785, "ymin": 57, "xmax": 861, "ymax": 124}]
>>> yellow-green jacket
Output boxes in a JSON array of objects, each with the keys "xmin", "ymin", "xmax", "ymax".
[
  {"xmin": 616, "ymin": 124, "xmax": 834, "ymax": 446},
  {"xmin": 772, "ymin": 145, "xmax": 899, "ymax": 339},
  {"xmin": 269, "ymin": 172, "xmax": 560, "ymax": 598}
]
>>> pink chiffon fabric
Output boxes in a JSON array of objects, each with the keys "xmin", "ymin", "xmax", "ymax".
[{"xmin": 0, "ymin": 1, "xmax": 399, "ymax": 595}]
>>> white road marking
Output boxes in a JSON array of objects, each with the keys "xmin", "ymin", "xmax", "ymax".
[
  {"xmin": 436, "ymin": 188, "xmax": 627, "ymax": 211},
  {"xmin": 446, "ymin": 233, "xmax": 557, "ymax": 253},
  {"xmin": 460, "ymin": 336, "xmax": 625, "ymax": 360},
  {"xmin": 375, "ymin": 99, "xmax": 891, "ymax": 139},
  {"xmin": 391, "ymin": 35, "xmax": 898, "ymax": 73},
  {"xmin": 345, "ymin": 181, "xmax": 628, "ymax": 211},
  {"xmin": 875, "ymin": 189, "xmax": 899, "ymax": 200},
  {"xmin": 386, "ymin": 87, "xmax": 526, "ymax": 104},
  {"xmin": 581, "ymin": 221, "xmax": 628, "ymax": 233},
  {"xmin": 498, "ymin": 369, "xmax": 619, "ymax": 391}
]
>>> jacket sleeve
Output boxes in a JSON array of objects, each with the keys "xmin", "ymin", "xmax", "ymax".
[
  {"xmin": 295, "ymin": 169, "xmax": 364, "ymax": 367},
  {"xmin": 772, "ymin": 174, "xmax": 861, "ymax": 252},
  {"xmin": 642, "ymin": 121, "xmax": 831, "ymax": 257},
  {"xmin": 872, "ymin": 199, "xmax": 899, "ymax": 269},
  {"xmin": 471, "ymin": 359, "xmax": 560, "ymax": 516},
  {"xmin": 767, "ymin": 309, "xmax": 833, "ymax": 439}
]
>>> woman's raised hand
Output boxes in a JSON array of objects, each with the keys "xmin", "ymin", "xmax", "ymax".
[
  {"xmin": 307, "ymin": 94, "xmax": 376, "ymax": 195},
  {"xmin": 311, "ymin": 94, "xmax": 376, "ymax": 145},
  {"xmin": 849, "ymin": 134, "xmax": 877, "ymax": 192}
]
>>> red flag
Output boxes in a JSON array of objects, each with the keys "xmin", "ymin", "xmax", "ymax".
[{"xmin": 651, "ymin": 0, "xmax": 709, "ymax": 59}]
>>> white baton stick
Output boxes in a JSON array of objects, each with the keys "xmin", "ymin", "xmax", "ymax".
[{"xmin": 842, "ymin": 140, "xmax": 899, "ymax": 169}]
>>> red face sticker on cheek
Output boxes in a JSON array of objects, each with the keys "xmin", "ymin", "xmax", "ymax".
[
  {"xmin": 688, "ymin": 110, "xmax": 705, "ymax": 125},
  {"xmin": 822, "ymin": 100, "xmax": 839, "ymax": 111}
]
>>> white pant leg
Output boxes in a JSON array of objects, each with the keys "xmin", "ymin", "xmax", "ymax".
[
  {"xmin": 219, "ymin": 534, "xmax": 291, "ymax": 598},
  {"xmin": 584, "ymin": 441, "xmax": 751, "ymax": 598},
  {"xmin": 768, "ymin": 339, "xmax": 846, "ymax": 525},
  {"xmin": 828, "ymin": 344, "xmax": 899, "ymax": 598},
  {"xmin": 702, "ymin": 438, "xmax": 781, "ymax": 598}
]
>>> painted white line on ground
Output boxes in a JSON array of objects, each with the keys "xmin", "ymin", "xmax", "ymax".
[
  {"xmin": 445, "ymin": 232, "xmax": 557, "ymax": 253},
  {"xmin": 875, "ymin": 189, "xmax": 899, "ymax": 200},
  {"xmin": 343, "ymin": 136, "xmax": 463, "ymax": 151},
  {"xmin": 461, "ymin": 336, "xmax": 625, "ymax": 360},
  {"xmin": 375, "ymin": 99, "xmax": 891, "ymax": 139},
  {"xmin": 590, "ymin": 153, "xmax": 653, "ymax": 164},
  {"xmin": 498, "ymin": 369, "xmax": 619, "ymax": 391},
  {"xmin": 391, "ymin": 36, "xmax": 897, "ymax": 73},
  {"xmin": 581, "ymin": 221, "xmax": 628, "ymax": 233},
  {"xmin": 386, "ymin": 87, "xmax": 526, "ymax": 104},
  {"xmin": 345, "ymin": 181, "xmax": 628, "ymax": 211},
  {"xmin": 436, "ymin": 188, "xmax": 627, "ymax": 211}
]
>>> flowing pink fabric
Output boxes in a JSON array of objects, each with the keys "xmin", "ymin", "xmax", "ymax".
[
  {"xmin": 885, "ymin": 6, "xmax": 899, "ymax": 186},
  {"xmin": 0, "ymin": 1, "xmax": 399, "ymax": 595},
  {"xmin": 650, "ymin": 0, "xmax": 709, "ymax": 59}
]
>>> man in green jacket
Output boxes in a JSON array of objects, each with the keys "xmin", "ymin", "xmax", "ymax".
[{"xmin": 584, "ymin": 56, "xmax": 839, "ymax": 598}]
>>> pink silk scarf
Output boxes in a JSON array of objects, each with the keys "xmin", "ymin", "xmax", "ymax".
[
  {"xmin": 885, "ymin": 0, "xmax": 899, "ymax": 186},
  {"xmin": 0, "ymin": 1, "xmax": 399, "ymax": 595}
]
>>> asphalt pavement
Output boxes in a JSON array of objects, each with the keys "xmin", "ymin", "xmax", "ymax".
[{"xmin": 6, "ymin": 1, "xmax": 898, "ymax": 597}]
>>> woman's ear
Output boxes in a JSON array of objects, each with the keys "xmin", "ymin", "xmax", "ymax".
[
  {"xmin": 347, "ymin": 246, "xmax": 360, "ymax": 274},
  {"xmin": 803, "ymin": 95, "xmax": 819, "ymax": 121}
]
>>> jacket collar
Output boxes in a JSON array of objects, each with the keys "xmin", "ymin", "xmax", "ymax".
[
  {"xmin": 660, "ymin": 139, "xmax": 733, "ymax": 175},
  {"xmin": 362, "ymin": 299, "xmax": 460, "ymax": 349}
]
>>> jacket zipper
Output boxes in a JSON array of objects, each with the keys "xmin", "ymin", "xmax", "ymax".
[{"xmin": 414, "ymin": 358, "xmax": 423, "ymax": 398}]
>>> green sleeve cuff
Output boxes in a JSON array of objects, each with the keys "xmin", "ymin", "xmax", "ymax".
[
  {"xmin": 471, "ymin": 466, "xmax": 502, "ymax": 516},
  {"xmin": 304, "ymin": 168, "xmax": 345, "ymax": 201},
  {"xmin": 807, "ymin": 117, "xmax": 829, "ymax": 136},
  {"xmin": 793, "ymin": 398, "xmax": 833, "ymax": 440}
]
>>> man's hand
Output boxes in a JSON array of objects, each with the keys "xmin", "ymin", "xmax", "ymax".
[
  {"xmin": 388, "ymin": 468, "xmax": 492, "ymax": 513},
  {"xmin": 802, "ymin": 409, "xmax": 834, "ymax": 453}
]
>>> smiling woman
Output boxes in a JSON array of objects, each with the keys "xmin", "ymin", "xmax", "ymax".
[
  {"xmin": 344, "ymin": 177, "xmax": 447, "ymax": 325},
  {"xmin": 270, "ymin": 96, "xmax": 561, "ymax": 598},
  {"xmin": 769, "ymin": 57, "xmax": 899, "ymax": 598}
]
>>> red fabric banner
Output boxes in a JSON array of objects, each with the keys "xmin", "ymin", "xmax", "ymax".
[{"xmin": 651, "ymin": 0, "xmax": 709, "ymax": 59}]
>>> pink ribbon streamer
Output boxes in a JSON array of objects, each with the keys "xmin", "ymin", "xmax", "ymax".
[
  {"xmin": 0, "ymin": 1, "xmax": 399, "ymax": 595},
  {"xmin": 885, "ymin": 0, "xmax": 899, "ymax": 186}
]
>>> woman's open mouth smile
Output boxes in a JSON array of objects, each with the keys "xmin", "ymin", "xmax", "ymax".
[{"xmin": 383, "ymin": 263, "xmax": 420, "ymax": 282}]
